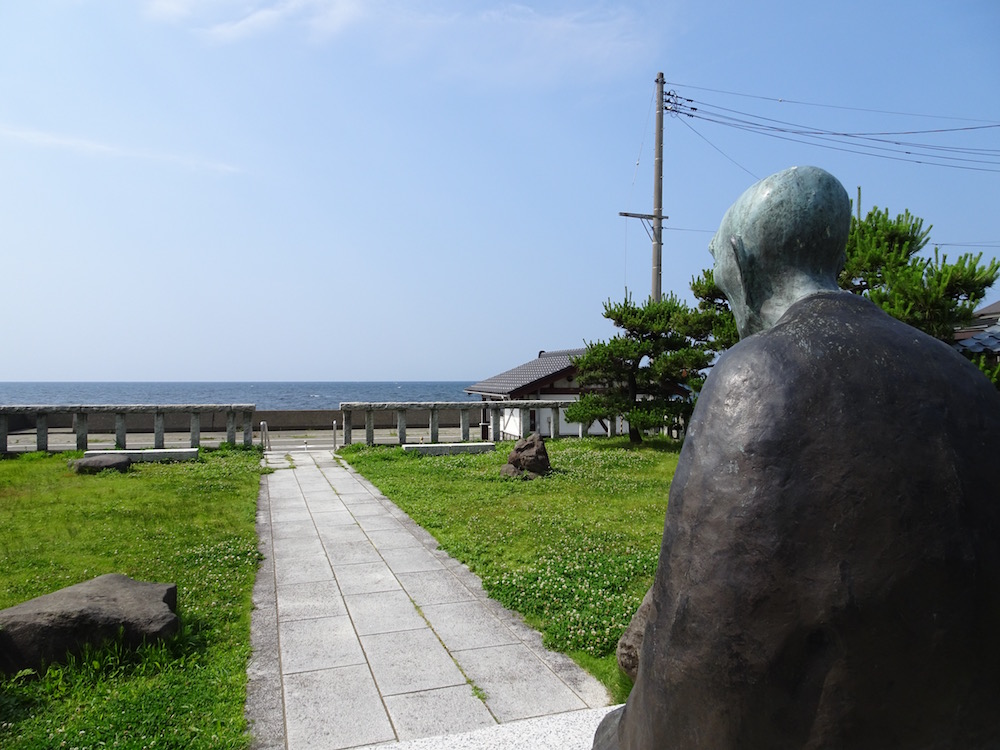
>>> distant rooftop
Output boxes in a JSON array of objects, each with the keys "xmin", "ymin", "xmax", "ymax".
[
  {"xmin": 955, "ymin": 324, "xmax": 1000, "ymax": 355},
  {"xmin": 465, "ymin": 349, "xmax": 584, "ymax": 399}
]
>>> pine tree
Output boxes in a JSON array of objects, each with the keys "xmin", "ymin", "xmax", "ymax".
[
  {"xmin": 840, "ymin": 193, "xmax": 999, "ymax": 340},
  {"xmin": 565, "ymin": 292, "xmax": 714, "ymax": 443}
]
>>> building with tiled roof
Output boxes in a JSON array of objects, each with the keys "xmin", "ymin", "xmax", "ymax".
[
  {"xmin": 465, "ymin": 348, "xmax": 616, "ymax": 438},
  {"xmin": 464, "ymin": 348, "xmax": 585, "ymax": 400}
]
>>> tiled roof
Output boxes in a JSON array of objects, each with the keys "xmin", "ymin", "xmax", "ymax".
[
  {"xmin": 954, "ymin": 324, "xmax": 1000, "ymax": 354},
  {"xmin": 976, "ymin": 300, "xmax": 1000, "ymax": 319},
  {"xmin": 465, "ymin": 348, "xmax": 585, "ymax": 398}
]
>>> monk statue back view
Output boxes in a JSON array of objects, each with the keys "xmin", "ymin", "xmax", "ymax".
[{"xmin": 594, "ymin": 166, "xmax": 1000, "ymax": 749}]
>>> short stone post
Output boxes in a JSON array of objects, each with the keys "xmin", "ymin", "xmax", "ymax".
[
  {"xmin": 460, "ymin": 409, "xmax": 470, "ymax": 442},
  {"xmin": 365, "ymin": 410, "xmax": 374, "ymax": 447},
  {"xmin": 155, "ymin": 412, "xmax": 166, "ymax": 449},
  {"xmin": 243, "ymin": 411, "xmax": 253, "ymax": 447},
  {"xmin": 226, "ymin": 411, "xmax": 237, "ymax": 446},
  {"xmin": 0, "ymin": 414, "xmax": 8, "ymax": 454},
  {"xmin": 490, "ymin": 408, "xmax": 501, "ymax": 442},
  {"xmin": 550, "ymin": 407, "xmax": 561, "ymax": 439},
  {"xmin": 430, "ymin": 408, "xmax": 439, "ymax": 443},
  {"xmin": 519, "ymin": 407, "xmax": 530, "ymax": 439},
  {"xmin": 397, "ymin": 409, "xmax": 407, "ymax": 445},
  {"xmin": 75, "ymin": 412, "xmax": 88, "ymax": 451},
  {"xmin": 36, "ymin": 413, "xmax": 48, "ymax": 452},
  {"xmin": 608, "ymin": 416, "xmax": 617, "ymax": 437},
  {"xmin": 579, "ymin": 421, "xmax": 585, "ymax": 438},
  {"xmin": 190, "ymin": 412, "xmax": 201, "ymax": 448},
  {"xmin": 115, "ymin": 413, "xmax": 127, "ymax": 449},
  {"xmin": 344, "ymin": 411, "xmax": 353, "ymax": 445}
]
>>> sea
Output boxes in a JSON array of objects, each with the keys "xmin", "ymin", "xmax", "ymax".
[{"xmin": 0, "ymin": 382, "xmax": 478, "ymax": 411}]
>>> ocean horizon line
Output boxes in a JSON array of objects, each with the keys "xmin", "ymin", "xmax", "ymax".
[{"xmin": 0, "ymin": 381, "xmax": 480, "ymax": 412}]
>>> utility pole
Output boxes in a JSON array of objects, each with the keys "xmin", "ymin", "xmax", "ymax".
[
  {"xmin": 619, "ymin": 72, "xmax": 667, "ymax": 302},
  {"xmin": 652, "ymin": 72, "xmax": 664, "ymax": 302}
]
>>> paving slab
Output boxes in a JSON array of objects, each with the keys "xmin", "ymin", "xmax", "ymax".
[
  {"xmin": 247, "ymin": 450, "xmax": 612, "ymax": 750},
  {"xmin": 361, "ymin": 627, "xmax": 467, "ymax": 695},
  {"xmin": 278, "ymin": 615, "xmax": 365, "ymax": 674},
  {"xmin": 420, "ymin": 601, "xmax": 521, "ymax": 652},
  {"xmin": 284, "ymin": 664, "xmax": 395, "ymax": 750},
  {"xmin": 394, "ymin": 569, "xmax": 477, "ymax": 607},
  {"xmin": 277, "ymin": 579, "xmax": 346, "ymax": 621},
  {"xmin": 345, "ymin": 589, "xmax": 428, "ymax": 635},
  {"xmin": 383, "ymin": 685, "xmax": 497, "ymax": 741},
  {"xmin": 452, "ymin": 643, "xmax": 588, "ymax": 722}
]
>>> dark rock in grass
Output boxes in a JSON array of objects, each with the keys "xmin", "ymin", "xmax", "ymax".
[
  {"xmin": 72, "ymin": 454, "xmax": 132, "ymax": 474},
  {"xmin": 499, "ymin": 463, "xmax": 525, "ymax": 479},
  {"xmin": 0, "ymin": 573, "xmax": 178, "ymax": 675},
  {"xmin": 616, "ymin": 586, "xmax": 652, "ymax": 682},
  {"xmin": 502, "ymin": 433, "xmax": 550, "ymax": 479}
]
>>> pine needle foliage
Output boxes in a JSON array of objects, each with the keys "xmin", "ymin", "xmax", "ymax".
[{"xmin": 565, "ymin": 292, "xmax": 715, "ymax": 443}]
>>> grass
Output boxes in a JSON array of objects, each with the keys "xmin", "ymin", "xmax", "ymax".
[
  {"xmin": 0, "ymin": 446, "xmax": 265, "ymax": 750},
  {"xmin": 339, "ymin": 436, "xmax": 680, "ymax": 703}
]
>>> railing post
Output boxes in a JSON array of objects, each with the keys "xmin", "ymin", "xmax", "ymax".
[
  {"xmin": 460, "ymin": 409, "xmax": 470, "ymax": 442},
  {"xmin": 396, "ymin": 409, "xmax": 407, "ymax": 445},
  {"xmin": 243, "ymin": 410, "xmax": 253, "ymax": 447},
  {"xmin": 519, "ymin": 407, "xmax": 530, "ymax": 439},
  {"xmin": 550, "ymin": 407, "xmax": 561, "ymax": 439},
  {"xmin": 115, "ymin": 413, "xmax": 127, "ymax": 449},
  {"xmin": 226, "ymin": 411, "xmax": 236, "ymax": 445},
  {"xmin": 490, "ymin": 408, "xmax": 501, "ymax": 442},
  {"xmin": 190, "ymin": 412, "xmax": 201, "ymax": 448},
  {"xmin": 36, "ymin": 413, "xmax": 48, "ymax": 452},
  {"xmin": 0, "ymin": 414, "xmax": 8, "ymax": 454},
  {"xmin": 75, "ymin": 412, "xmax": 88, "ymax": 451},
  {"xmin": 365, "ymin": 409, "xmax": 374, "ymax": 447},
  {"xmin": 333, "ymin": 420, "xmax": 337, "ymax": 453},
  {"xmin": 344, "ymin": 411, "xmax": 352, "ymax": 445},
  {"xmin": 155, "ymin": 411, "xmax": 166, "ymax": 449},
  {"xmin": 430, "ymin": 408, "xmax": 439, "ymax": 444},
  {"xmin": 608, "ymin": 416, "xmax": 616, "ymax": 437},
  {"xmin": 579, "ymin": 421, "xmax": 585, "ymax": 438}
]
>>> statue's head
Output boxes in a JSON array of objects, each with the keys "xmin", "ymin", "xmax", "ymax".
[{"xmin": 709, "ymin": 166, "xmax": 851, "ymax": 338}]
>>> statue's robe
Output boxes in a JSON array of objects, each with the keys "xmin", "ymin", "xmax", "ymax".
[{"xmin": 596, "ymin": 291, "xmax": 1000, "ymax": 749}]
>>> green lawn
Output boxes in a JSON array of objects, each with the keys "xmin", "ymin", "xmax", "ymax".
[
  {"xmin": 0, "ymin": 447, "xmax": 265, "ymax": 750},
  {"xmin": 339, "ymin": 436, "xmax": 679, "ymax": 702}
]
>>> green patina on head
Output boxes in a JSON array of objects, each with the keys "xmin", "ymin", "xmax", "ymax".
[{"xmin": 709, "ymin": 165, "xmax": 851, "ymax": 339}]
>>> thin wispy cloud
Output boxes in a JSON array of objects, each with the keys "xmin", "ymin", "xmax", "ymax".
[
  {"xmin": 145, "ymin": 0, "xmax": 366, "ymax": 41},
  {"xmin": 0, "ymin": 125, "xmax": 241, "ymax": 174},
  {"xmin": 146, "ymin": 0, "xmax": 652, "ymax": 85}
]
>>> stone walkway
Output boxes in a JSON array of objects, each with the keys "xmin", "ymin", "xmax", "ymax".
[{"xmin": 246, "ymin": 449, "xmax": 613, "ymax": 750}]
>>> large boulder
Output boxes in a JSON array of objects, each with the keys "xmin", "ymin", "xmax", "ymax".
[
  {"xmin": 72, "ymin": 454, "xmax": 132, "ymax": 474},
  {"xmin": 502, "ymin": 433, "xmax": 551, "ymax": 479},
  {"xmin": 0, "ymin": 573, "xmax": 178, "ymax": 675}
]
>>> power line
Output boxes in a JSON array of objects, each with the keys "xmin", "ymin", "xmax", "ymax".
[
  {"xmin": 663, "ymin": 81, "xmax": 1000, "ymax": 125},
  {"xmin": 664, "ymin": 92, "xmax": 1000, "ymax": 173},
  {"xmin": 676, "ymin": 117, "xmax": 758, "ymax": 180}
]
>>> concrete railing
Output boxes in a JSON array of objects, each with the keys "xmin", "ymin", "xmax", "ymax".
[
  {"xmin": 339, "ymin": 400, "xmax": 580, "ymax": 446},
  {"xmin": 0, "ymin": 404, "xmax": 255, "ymax": 453}
]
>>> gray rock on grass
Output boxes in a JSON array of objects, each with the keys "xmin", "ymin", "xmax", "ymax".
[
  {"xmin": 0, "ymin": 573, "xmax": 178, "ymax": 675},
  {"xmin": 71, "ymin": 454, "xmax": 133, "ymax": 474}
]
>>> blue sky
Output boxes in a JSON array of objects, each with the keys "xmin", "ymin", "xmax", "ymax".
[{"xmin": 2, "ymin": 0, "xmax": 997, "ymax": 381}]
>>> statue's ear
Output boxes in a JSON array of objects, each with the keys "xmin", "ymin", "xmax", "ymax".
[{"xmin": 730, "ymin": 235, "xmax": 755, "ymax": 308}]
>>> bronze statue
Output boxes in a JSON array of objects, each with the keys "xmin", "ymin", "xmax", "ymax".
[{"xmin": 595, "ymin": 166, "xmax": 1000, "ymax": 749}]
